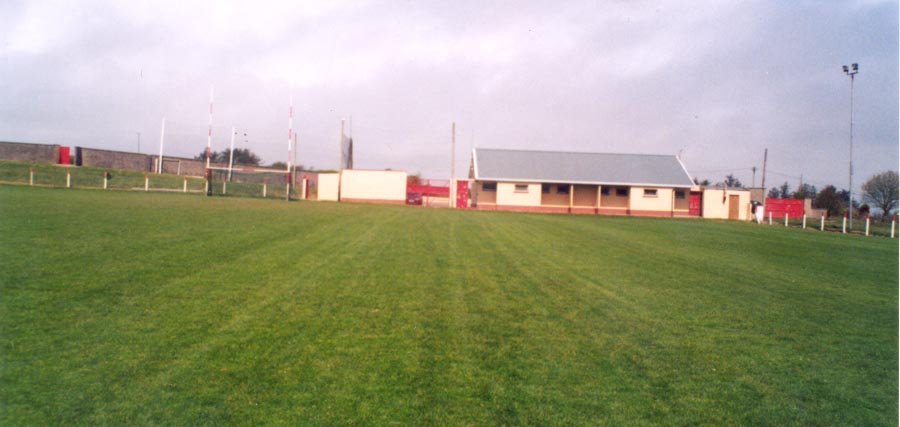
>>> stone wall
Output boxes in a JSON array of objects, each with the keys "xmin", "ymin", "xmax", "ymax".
[
  {"xmin": 77, "ymin": 147, "xmax": 152, "ymax": 171},
  {"xmin": 0, "ymin": 141, "xmax": 60, "ymax": 163}
]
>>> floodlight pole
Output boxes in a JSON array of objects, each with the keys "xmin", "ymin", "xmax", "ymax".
[
  {"xmin": 228, "ymin": 127, "xmax": 236, "ymax": 181},
  {"xmin": 843, "ymin": 63, "xmax": 858, "ymax": 230}
]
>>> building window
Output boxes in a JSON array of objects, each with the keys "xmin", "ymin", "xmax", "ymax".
[
  {"xmin": 615, "ymin": 188, "xmax": 628, "ymax": 197},
  {"xmin": 514, "ymin": 184, "xmax": 529, "ymax": 193},
  {"xmin": 600, "ymin": 187, "xmax": 610, "ymax": 196},
  {"xmin": 482, "ymin": 182, "xmax": 496, "ymax": 191},
  {"xmin": 675, "ymin": 190, "xmax": 686, "ymax": 199},
  {"xmin": 541, "ymin": 184, "xmax": 550, "ymax": 194},
  {"xmin": 556, "ymin": 184, "xmax": 570, "ymax": 195},
  {"xmin": 643, "ymin": 189, "xmax": 658, "ymax": 198}
]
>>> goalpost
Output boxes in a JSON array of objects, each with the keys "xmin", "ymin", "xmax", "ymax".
[{"xmin": 207, "ymin": 166, "xmax": 298, "ymax": 199}]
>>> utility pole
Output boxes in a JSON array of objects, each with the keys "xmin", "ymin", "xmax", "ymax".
[
  {"xmin": 761, "ymin": 148, "xmax": 768, "ymax": 191},
  {"xmin": 843, "ymin": 63, "xmax": 859, "ymax": 230},
  {"xmin": 451, "ymin": 122, "xmax": 456, "ymax": 208}
]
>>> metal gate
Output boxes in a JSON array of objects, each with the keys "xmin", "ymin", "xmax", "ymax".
[{"xmin": 455, "ymin": 180, "xmax": 469, "ymax": 209}]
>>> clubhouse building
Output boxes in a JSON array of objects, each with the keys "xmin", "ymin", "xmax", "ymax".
[{"xmin": 469, "ymin": 148, "xmax": 750, "ymax": 219}]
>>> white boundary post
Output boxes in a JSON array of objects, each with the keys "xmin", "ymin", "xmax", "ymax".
[
  {"xmin": 865, "ymin": 215, "xmax": 870, "ymax": 236},
  {"xmin": 802, "ymin": 214, "xmax": 806, "ymax": 229},
  {"xmin": 183, "ymin": 176, "xmax": 187, "ymax": 193},
  {"xmin": 768, "ymin": 211, "xmax": 772, "ymax": 225},
  {"xmin": 784, "ymin": 213, "xmax": 789, "ymax": 227},
  {"xmin": 223, "ymin": 181, "xmax": 227, "ymax": 195},
  {"xmin": 842, "ymin": 214, "xmax": 847, "ymax": 234},
  {"xmin": 66, "ymin": 170, "xmax": 71, "ymax": 188},
  {"xmin": 891, "ymin": 216, "xmax": 896, "ymax": 238},
  {"xmin": 29, "ymin": 168, "xmax": 33, "ymax": 186},
  {"xmin": 263, "ymin": 180, "xmax": 267, "ymax": 198},
  {"xmin": 820, "ymin": 215, "xmax": 825, "ymax": 231},
  {"xmin": 144, "ymin": 174, "xmax": 149, "ymax": 192},
  {"xmin": 103, "ymin": 172, "xmax": 108, "ymax": 189}
]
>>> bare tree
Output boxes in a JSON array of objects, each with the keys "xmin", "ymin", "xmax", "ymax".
[{"xmin": 862, "ymin": 171, "xmax": 899, "ymax": 220}]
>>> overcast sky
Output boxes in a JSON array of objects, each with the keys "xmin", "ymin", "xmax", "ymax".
[{"xmin": 1, "ymin": 0, "xmax": 897, "ymax": 192}]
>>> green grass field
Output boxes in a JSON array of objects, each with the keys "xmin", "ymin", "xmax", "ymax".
[{"xmin": 1, "ymin": 185, "xmax": 896, "ymax": 426}]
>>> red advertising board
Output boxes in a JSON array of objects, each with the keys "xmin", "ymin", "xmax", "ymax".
[{"xmin": 764, "ymin": 198, "xmax": 804, "ymax": 218}]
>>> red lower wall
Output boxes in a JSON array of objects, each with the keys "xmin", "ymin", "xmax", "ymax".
[{"xmin": 475, "ymin": 204, "xmax": 687, "ymax": 217}]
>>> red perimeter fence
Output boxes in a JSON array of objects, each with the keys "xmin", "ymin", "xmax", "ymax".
[
  {"xmin": 764, "ymin": 198, "xmax": 804, "ymax": 218},
  {"xmin": 407, "ymin": 179, "xmax": 450, "ymax": 205}
]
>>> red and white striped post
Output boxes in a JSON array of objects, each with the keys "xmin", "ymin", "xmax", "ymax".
[
  {"xmin": 842, "ymin": 213, "xmax": 847, "ymax": 234},
  {"xmin": 66, "ymin": 169, "xmax": 71, "ymax": 188},
  {"xmin": 865, "ymin": 214, "xmax": 870, "ymax": 236},
  {"xmin": 144, "ymin": 174, "xmax": 149, "ymax": 192}
]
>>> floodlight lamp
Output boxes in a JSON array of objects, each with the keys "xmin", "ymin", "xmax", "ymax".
[
  {"xmin": 852, "ymin": 63, "xmax": 858, "ymax": 72},
  {"xmin": 842, "ymin": 65, "xmax": 849, "ymax": 73}
]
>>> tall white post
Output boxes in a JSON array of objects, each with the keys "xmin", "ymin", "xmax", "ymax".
[
  {"xmin": 228, "ymin": 127, "xmax": 236, "ymax": 181},
  {"xmin": 865, "ymin": 216, "xmax": 870, "ymax": 236},
  {"xmin": 103, "ymin": 172, "xmax": 108, "ymax": 189},
  {"xmin": 768, "ymin": 211, "xmax": 772, "ymax": 225},
  {"xmin": 286, "ymin": 92, "xmax": 293, "ymax": 200},
  {"xmin": 451, "ymin": 122, "xmax": 456, "ymax": 208},
  {"xmin": 263, "ymin": 180, "xmax": 267, "ymax": 198},
  {"xmin": 842, "ymin": 215, "xmax": 847, "ymax": 234},
  {"xmin": 205, "ymin": 86, "xmax": 214, "ymax": 195},
  {"xmin": 891, "ymin": 217, "xmax": 896, "ymax": 238},
  {"xmin": 29, "ymin": 168, "xmax": 33, "ymax": 186},
  {"xmin": 802, "ymin": 214, "xmax": 806, "ymax": 229},
  {"xmin": 820, "ymin": 215, "xmax": 825, "ymax": 231},
  {"xmin": 144, "ymin": 174, "xmax": 149, "ymax": 192},
  {"xmin": 183, "ymin": 176, "xmax": 187, "ymax": 193},
  {"xmin": 784, "ymin": 213, "xmax": 788, "ymax": 227},
  {"xmin": 157, "ymin": 117, "xmax": 166, "ymax": 174},
  {"xmin": 66, "ymin": 170, "xmax": 71, "ymax": 188}
]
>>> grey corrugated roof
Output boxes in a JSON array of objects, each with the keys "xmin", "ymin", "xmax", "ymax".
[{"xmin": 473, "ymin": 148, "xmax": 695, "ymax": 187}]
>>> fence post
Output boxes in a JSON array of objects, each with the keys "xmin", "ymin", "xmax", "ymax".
[
  {"xmin": 103, "ymin": 172, "xmax": 108, "ymax": 189},
  {"xmin": 842, "ymin": 213, "xmax": 847, "ymax": 234},
  {"xmin": 66, "ymin": 170, "xmax": 71, "ymax": 188},
  {"xmin": 183, "ymin": 176, "xmax": 187, "ymax": 193},
  {"xmin": 29, "ymin": 168, "xmax": 34, "ymax": 186},
  {"xmin": 820, "ymin": 215, "xmax": 825, "ymax": 232},
  {"xmin": 222, "ymin": 181, "xmax": 227, "ymax": 195},
  {"xmin": 802, "ymin": 214, "xmax": 806, "ymax": 229},
  {"xmin": 891, "ymin": 216, "xmax": 896, "ymax": 238},
  {"xmin": 768, "ymin": 211, "xmax": 772, "ymax": 225},
  {"xmin": 784, "ymin": 213, "xmax": 788, "ymax": 227},
  {"xmin": 144, "ymin": 174, "xmax": 149, "ymax": 192},
  {"xmin": 865, "ymin": 215, "xmax": 870, "ymax": 237},
  {"xmin": 263, "ymin": 180, "xmax": 267, "ymax": 198}
]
